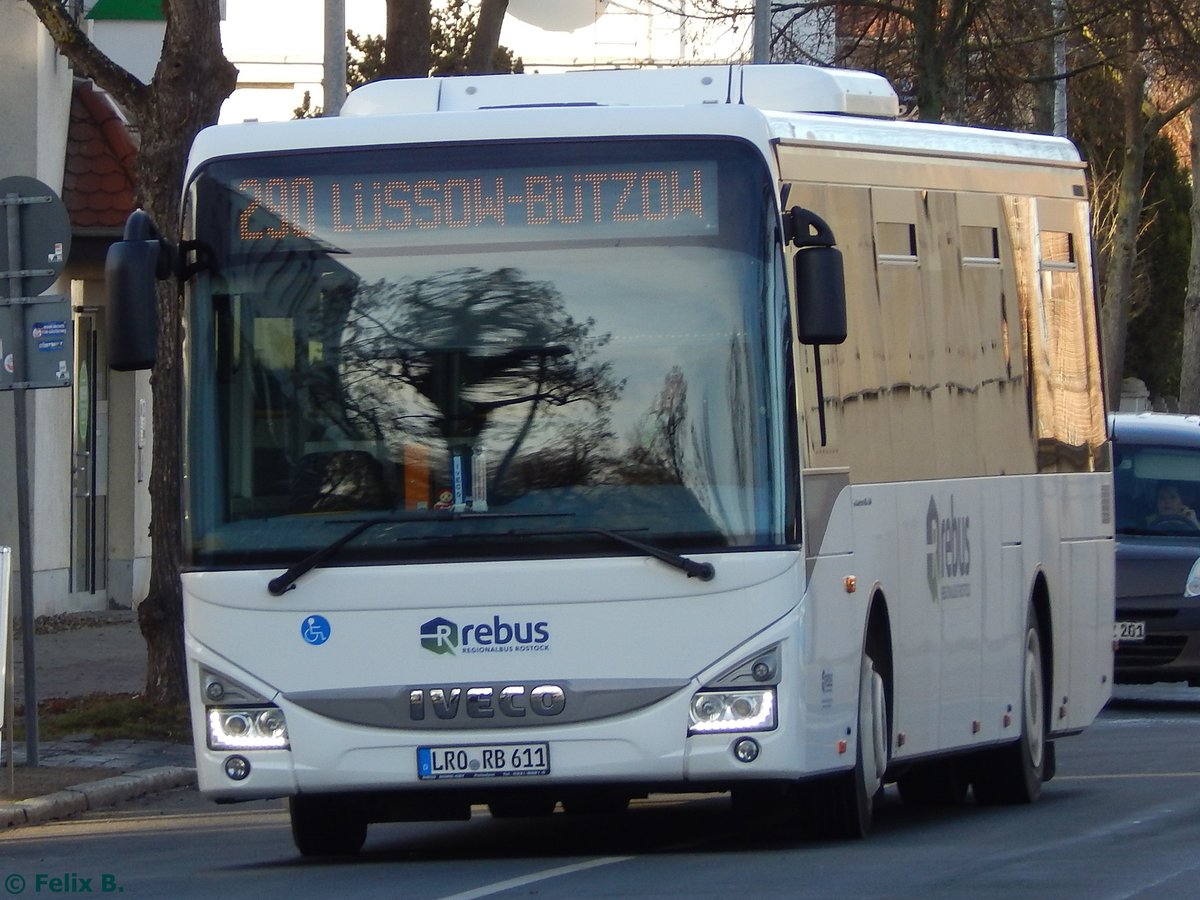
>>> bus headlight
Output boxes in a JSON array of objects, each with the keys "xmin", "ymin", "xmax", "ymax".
[
  {"xmin": 687, "ymin": 688, "xmax": 776, "ymax": 734},
  {"xmin": 207, "ymin": 706, "xmax": 290, "ymax": 750}
]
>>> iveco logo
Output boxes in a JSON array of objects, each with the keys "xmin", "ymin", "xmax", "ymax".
[{"xmin": 408, "ymin": 684, "xmax": 567, "ymax": 721}]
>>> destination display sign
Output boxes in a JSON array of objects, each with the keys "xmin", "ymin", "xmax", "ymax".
[{"xmin": 230, "ymin": 160, "xmax": 720, "ymax": 247}]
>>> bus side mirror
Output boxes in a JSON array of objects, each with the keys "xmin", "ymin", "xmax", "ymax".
[
  {"xmin": 106, "ymin": 210, "xmax": 167, "ymax": 371},
  {"xmin": 786, "ymin": 207, "xmax": 848, "ymax": 346}
]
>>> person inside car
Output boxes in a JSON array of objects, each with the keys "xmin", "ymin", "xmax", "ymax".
[{"xmin": 1147, "ymin": 481, "xmax": 1200, "ymax": 530}]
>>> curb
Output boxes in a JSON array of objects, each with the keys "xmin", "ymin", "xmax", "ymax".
[{"xmin": 0, "ymin": 767, "xmax": 197, "ymax": 829}]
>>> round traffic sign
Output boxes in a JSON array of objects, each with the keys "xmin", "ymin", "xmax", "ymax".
[
  {"xmin": 0, "ymin": 175, "xmax": 72, "ymax": 297},
  {"xmin": 507, "ymin": 0, "xmax": 610, "ymax": 31}
]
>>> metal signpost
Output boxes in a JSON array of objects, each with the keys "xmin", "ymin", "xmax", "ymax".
[
  {"xmin": 1, "ymin": 545, "xmax": 12, "ymax": 790},
  {"xmin": 0, "ymin": 175, "xmax": 74, "ymax": 767}
]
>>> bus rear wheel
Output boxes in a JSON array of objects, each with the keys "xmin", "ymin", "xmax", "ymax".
[
  {"xmin": 289, "ymin": 795, "xmax": 368, "ymax": 857},
  {"xmin": 972, "ymin": 612, "xmax": 1046, "ymax": 805}
]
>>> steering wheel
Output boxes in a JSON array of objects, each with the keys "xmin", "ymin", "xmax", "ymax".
[{"xmin": 1151, "ymin": 514, "xmax": 1200, "ymax": 531}]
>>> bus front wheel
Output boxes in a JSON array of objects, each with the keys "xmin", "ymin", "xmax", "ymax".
[
  {"xmin": 289, "ymin": 795, "xmax": 368, "ymax": 857},
  {"xmin": 803, "ymin": 650, "xmax": 887, "ymax": 839}
]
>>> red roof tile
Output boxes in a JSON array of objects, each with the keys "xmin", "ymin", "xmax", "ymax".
[{"xmin": 63, "ymin": 80, "xmax": 138, "ymax": 233}]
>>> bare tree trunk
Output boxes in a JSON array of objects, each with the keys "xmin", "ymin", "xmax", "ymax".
[
  {"xmin": 908, "ymin": 0, "xmax": 980, "ymax": 123},
  {"xmin": 1100, "ymin": 12, "xmax": 1149, "ymax": 408},
  {"xmin": 1181, "ymin": 101, "xmax": 1200, "ymax": 414},
  {"xmin": 1030, "ymin": 0, "xmax": 1059, "ymax": 135},
  {"xmin": 26, "ymin": 0, "xmax": 237, "ymax": 704},
  {"xmin": 468, "ymin": 0, "xmax": 509, "ymax": 74},
  {"xmin": 385, "ymin": 0, "xmax": 432, "ymax": 77},
  {"xmin": 912, "ymin": 0, "xmax": 948, "ymax": 121}
]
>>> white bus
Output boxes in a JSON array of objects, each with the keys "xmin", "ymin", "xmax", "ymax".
[{"xmin": 107, "ymin": 65, "xmax": 1114, "ymax": 855}]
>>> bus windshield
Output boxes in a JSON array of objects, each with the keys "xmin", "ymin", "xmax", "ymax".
[{"xmin": 182, "ymin": 137, "xmax": 790, "ymax": 569}]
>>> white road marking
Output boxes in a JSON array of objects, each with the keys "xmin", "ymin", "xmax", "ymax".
[{"xmin": 438, "ymin": 855, "xmax": 635, "ymax": 900}]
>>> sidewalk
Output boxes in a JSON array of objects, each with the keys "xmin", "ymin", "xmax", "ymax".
[{"xmin": 2, "ymin": 609, "xmax": 196, "ymax": 828}]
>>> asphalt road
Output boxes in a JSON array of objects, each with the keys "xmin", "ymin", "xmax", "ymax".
[{"xmin": 1, "ymin": 683, "xmax": 1197, "ymax": 899}]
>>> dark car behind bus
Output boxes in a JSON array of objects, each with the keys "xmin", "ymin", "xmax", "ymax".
[{"xmin": 1110, "ymin": 412, "xmax": 1200, "ymax": 685}]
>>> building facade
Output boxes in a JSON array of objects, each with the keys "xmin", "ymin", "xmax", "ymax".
[{"xmin": 1, "ymin": 0, "xmax": 152, "ymax": 617}]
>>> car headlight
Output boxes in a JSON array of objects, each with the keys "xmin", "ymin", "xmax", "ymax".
[
  {"xmin": 1186, "ymin": 558, "xmax": 1200, "ymax": 599},
  {"xmin": 207, "ymin": 706, "xmax": 290, "ymax": 750},
  {"xmin": 688, "ymin": 688, "xmax": 776, "ymax": 734}
]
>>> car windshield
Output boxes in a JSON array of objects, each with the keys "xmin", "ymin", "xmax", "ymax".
[
  {"xmin": 1113, "ymin": 441, "xmax": 1200, "ymax": 539},
  {"xmin": 181, "ymin": 137, "xmax": 791, "ymax": 568}
]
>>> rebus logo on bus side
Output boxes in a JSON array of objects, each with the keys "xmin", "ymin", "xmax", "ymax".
[{"xmin": 926, "ymin": 496, "xmax": 972, "ymax": 602}]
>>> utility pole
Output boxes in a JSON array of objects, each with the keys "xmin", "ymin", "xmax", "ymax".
[
  {"xmin": 324, "ymin": 0, "xmax": 346, "ymax": 116},
  {"xmin": 753, "ymin": 0, "xmax": 770, "ymax": 64},
  {"xmin": 1052, "ymin": 0, "xmax": 1067, "ymax": 136}
]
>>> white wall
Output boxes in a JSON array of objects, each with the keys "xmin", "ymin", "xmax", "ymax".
[
  {"xmin": 1, "ymin": 2, "xmax": 105, "ymax": 617},
  {"xmin": 85, "ymin": 20, "xmax": 165, "ymax": 85}
]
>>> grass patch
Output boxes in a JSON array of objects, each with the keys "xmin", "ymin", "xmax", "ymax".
[{"xmin": 13, "ymin": 693, "xmax": 192, "ymax": 744}]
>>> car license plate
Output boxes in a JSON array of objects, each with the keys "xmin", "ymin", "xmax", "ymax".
[
  {"xmin": 1114, "ymin": 620, "xmax": 1146, "ymax": 642},
  {"xmin": 417, "ymin": 742, "xmax": 550, "ymax": 780}
]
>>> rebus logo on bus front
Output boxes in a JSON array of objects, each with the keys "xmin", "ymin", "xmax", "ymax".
[
  {"xmin": 420, "ymin": 615, "xmax": 551, "ymax": 655},
  {"xmin": 421, "ymin": 617, "xmax": 459, "ymax": 655},
  {"xmin": 926, "ymin": 496, "xmax": 972, "ymax": 603}
]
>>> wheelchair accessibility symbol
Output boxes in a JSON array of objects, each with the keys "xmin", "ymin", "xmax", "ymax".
[{"xmin": 301, "ymin": 614, "xmax": 331, "ymax": 646}]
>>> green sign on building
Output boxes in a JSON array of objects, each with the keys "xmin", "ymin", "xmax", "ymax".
[{"xmin": 87, "ymin": 0, "xmax": 168, "ymax": 21}]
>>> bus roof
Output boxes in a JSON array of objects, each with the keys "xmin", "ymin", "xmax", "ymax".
[
  {"xmin": 338, "ymin": 65, "xmax": 900, "ymax": 119},
  {"xmin": 187, "ymin": 65, "xmax": 1081, "ymax": 182}
]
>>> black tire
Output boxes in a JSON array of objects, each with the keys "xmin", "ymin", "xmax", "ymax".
[
  {"xmin": 731, "ymin": 783, "xmax": 793, "ymax": 818},
  {"xmin": 487, "ymin": 794, "xmax": 557, "ymax": 818},
  {"xmin": 289, "ymin": 795, "xmax": 368, "ymax": 857},
  {"xmin": 896, "ymin": 758, "xmax": 969, "ymax": 807},
  {"xmin": 804, "ymin": 651, "xmax": 888, "ymax": 839},
  {"xmin": 972, "ymin": 612, "xmax": 1047, "ymax": 805},
  {"xmin": 562, "ymin": 790, "xmax": 631, "ymax": 816}
]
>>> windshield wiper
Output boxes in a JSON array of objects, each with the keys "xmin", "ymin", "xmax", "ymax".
[
  {"xmin": 266, "ymin": 511, "xmax": 571, "ymax": 596},
  {"xmin": 513, "ymin": 527, "xmax": 716, "ymax": 582},
  {"xmin": 268, "ymin": 514, "xmax": 715, "ymax": 595}
]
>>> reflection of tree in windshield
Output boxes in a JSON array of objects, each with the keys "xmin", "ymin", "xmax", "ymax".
[
  {"xmin": 331, "ymin": 267, "xmax": 624, "ymax": 493},
  {"xmin": 498, "ymin": 419, "xmax": 618, "ymax": 495},
  {"xmin": 621, "ymin": 366, "xmax": 689, "ymax": 484}
]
